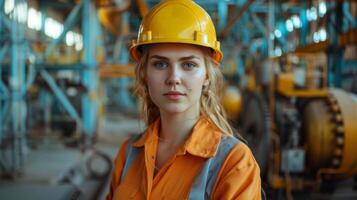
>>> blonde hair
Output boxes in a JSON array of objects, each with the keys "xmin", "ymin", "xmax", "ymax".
[{"xmin": 133, "ymin": 47, "xmax": 234, "ymax": 136}]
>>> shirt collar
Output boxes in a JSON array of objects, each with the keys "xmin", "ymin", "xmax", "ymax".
[
  {"xmin": 132, "ymin": 118, "xmax": 160, "ymax": 147},
  {"xmin": 132, "ymin": 116, "xmax": 222, "ymax": 158},
  {"xmin": 182, "ymin": 116, "xmax": 222, "ymax": 158}
]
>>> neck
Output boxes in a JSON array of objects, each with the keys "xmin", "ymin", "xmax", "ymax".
[{"xmin": 159, "ymin": 107, "xmax": 200, "ymax": 147}]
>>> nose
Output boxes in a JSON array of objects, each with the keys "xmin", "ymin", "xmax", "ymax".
[{"xmin": 165, "ymin": 66, "xmax": 181, "ymax": 86}]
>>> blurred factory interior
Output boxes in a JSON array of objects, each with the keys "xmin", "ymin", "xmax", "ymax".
[{"xmin": 0, "ymin": 0, "xmax": 357, "ymax": 199}]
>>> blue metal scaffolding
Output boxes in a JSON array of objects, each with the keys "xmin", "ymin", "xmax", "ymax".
[{"xmin": 0, "ymin": 0, "xmax": 104, "ymax": 175}]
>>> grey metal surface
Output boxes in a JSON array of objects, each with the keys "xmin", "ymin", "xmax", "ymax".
[{"xmin": 0, "ymin": 183, "xmax": 79, "ymax": 200}]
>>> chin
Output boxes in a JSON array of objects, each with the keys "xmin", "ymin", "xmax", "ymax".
[
  {"xmin": 161, "ymin": 104, "xmax": 188, "ymax": 114},
  {"xmin": 159, "ymin": 102, "xmax": 201, "ymax": 117}
]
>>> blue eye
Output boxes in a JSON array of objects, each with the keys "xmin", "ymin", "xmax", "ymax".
[
  {"xmin": 152, "ymin": 61, "xmax": 168, "ymax": 69},
  {"xmin": 182, "ymin": 62, "xmax": 197, "ymax": 70}
]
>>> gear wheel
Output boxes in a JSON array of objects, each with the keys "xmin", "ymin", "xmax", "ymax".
[
  {"xmin": 303, "ymin": 94, "xmax": 342, "ymax": 170},
  {"xmin": 303, "ymin": 89, "xmax": 357, "ymax": 174},
  {"xmin": 326, "ymin": 92, "xmax": 345, "ymax": 168},
  {"xmin": 238, "ymin": 91, "xmax": 270, "ymax": 175}
]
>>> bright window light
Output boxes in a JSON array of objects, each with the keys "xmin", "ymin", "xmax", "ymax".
[
  {"xmin": 274, "ymin": 29, "xmax": 282, "ymax": 38},
  {"xmin": 44, "ymin": 18, "xmax": 53, "ymax": 38},
  {"xmin": 270, "ymin": 33, "xmax": 275, "ymax": 40},
  {"xmin": 319, "ymin": 28, "xmax": 327, "ymax": 41},
  {"xmin": 15, "ymin": 2, "xmax": 28, "ymax": 23},
  {"xmin": 45, "ymin": 18, "xmax": 63, "ymax": 39},
  {"xmin": 27, "ymin": 8, "xmax": 42, "ymax": 31},
  {"xmin": 291, "ymin": 15, "xmax": 301, "ymax": 28},
  {"xmin": 285, "ymin": 19, "xmax": 294, "ymax": 32},
  {"xmin": 274, "ymin": 47, "xmax": 282, "ymax": 57},
  {"xmin": 318, "ymin": 2, "xmax": 327, "ymax": 17},
  {"xmin": 307, "ymin": 7, "xmax": 318, "ymax": 21},
  {"xmin": 311, "ymin": 7, "xmax": 318, "ymax": 20},
  {"xmin": 66, "ymin": 31, "xmax": 75, "ymax": 46},
  {"xmin": 313, "ymin": 32, "xmax": 320, "ymax": 43},
  {"xmin": 4, "ymin": 0, "xmax": 14, "ymax": 14},
  {"xmin": 306, "ymin": 9, "xmax": 312, "ymax": 21},
  {"xmin": 74, "ymin": 33, "xmax": 83, "ymax": 51}
]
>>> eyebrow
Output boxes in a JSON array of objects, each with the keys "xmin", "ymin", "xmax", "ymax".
[
  {"xmin": 149, "ymin": 55, "xmax": 169, "ymax": 60},
  {"xmin": 149, "ymin": 55, "xmax": 201, "ymax": 61},
  {"xmin": 179, "ymin": 55, "xmax": 201, "ymax": 61}
]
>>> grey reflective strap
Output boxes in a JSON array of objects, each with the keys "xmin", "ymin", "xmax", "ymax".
[
  {"xmin": 189, "ymin": 136, "xmax": 240, "ymax": 200},
  {"xmin": 120, "ymin": 135, "xmax": 142, "ymax": 182}
]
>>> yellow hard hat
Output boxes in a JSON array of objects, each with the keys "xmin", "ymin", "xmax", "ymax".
[{"xmin": 130, "ymin": 0, "xmax": 223, "ymax": 62}]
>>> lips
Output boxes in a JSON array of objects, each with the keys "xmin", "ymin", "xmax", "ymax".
[
  {"xmin": 163, "ymin": 91, "xmax": 186, "ymax": 100},
  {"xmin": 164, "ymin": 91, "xmax": 185, "ymax": 96}
]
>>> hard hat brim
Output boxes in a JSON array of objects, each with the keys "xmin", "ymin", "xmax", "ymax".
[{"xmin": 130, "ymin": 41, "xmax": 223, "ymax": 63}]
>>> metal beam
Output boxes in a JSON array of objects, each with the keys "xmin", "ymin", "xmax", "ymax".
[
  {"xmin": 99, "ymin": 64, "xmax": 135, "ymax": 78},
  {"xmin": 36, "ymin": 63, "xmax": 86, "ymax": 71},
  {"xmin": 299, "ymin": 8, "xmax": 308, "ymax": 46},
  {"xmin": 0, "ymin": 0, "xmax": 4, "ymax": 145},
  {"xmin": 268, "ymin": 0, "xmax": 274, "ymax": 57},
  {"xmin": 249, "ymin": 4, "xmax": 303, "ymax": 14},
  {"xmin": 0, "ymin": 0, "xmax": 11, "ymax": 31},
  {"xmin": 247, "ymin": 11, "xmax": 269, "ymax": 57},
  {"xmin": 9, "ymin": 0, "xmax": 27, "ymax": 173},
  {"xmin": 220, "ymin": 0, "xmax": 255, "ymax": 39},
  {"xmin": 343, "ymin": 2, "xmax": 357, "ymax": 28},
  {"xmin": 40, "ymin": 70, "xmax": 81, "ymax": 122},
  {"xmin": 217, "ymin": 1, "xmax": 227, "ymax": 32},
  {"xmin": 81, "ymin": 0, "xmax": 99, "ymax": 139},
  {"xmin": 249, "ymin": 11, "xmax": 267, "ymax": 38},
  {"xmin": 116, "ymin": 30, "xmax": 135, "ymax": 109},
  {"xmin": 0, "ymin": 100, "xmax": 10, "ymax": 145},
  {"xmin": 294, "ymin": 40, "xmax": 330, "ymax": 53},
  {"xmin": 0, "ymin": 45, "xmax": 9, "ymax": 97},
  {"xmin": 327, "ymin": 2, "xmax": 344, "ymax": 87},
  {"xmin": 0, "ymin": 13, "xmax": 11, "ymax": 30}
]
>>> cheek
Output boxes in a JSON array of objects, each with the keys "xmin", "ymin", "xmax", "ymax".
[
  {"xmin": 186, "ymin": 70, "xmax": 207, "ymax": 92},
  {"xmin": 146, "ymin": 74, "xmax": 164, "ymax": 100},
  {"xmin": 146, "ymin": 69, "xmax": 162, "ymax": 89}
]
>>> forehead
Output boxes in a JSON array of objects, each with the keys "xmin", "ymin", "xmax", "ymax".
[{"xmin": 148, "ymin": 43, "xmax": 209, "ymax": 59}]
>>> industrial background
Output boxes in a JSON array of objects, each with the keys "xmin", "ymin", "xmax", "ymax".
[{"xmin": 0, "ymin": 0, "xmax": 356, "ymax": 199}]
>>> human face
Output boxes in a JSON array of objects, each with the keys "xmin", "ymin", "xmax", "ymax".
[{"xmin": 146, "ymin": 43, "xmax": 209, "ymax": 117}]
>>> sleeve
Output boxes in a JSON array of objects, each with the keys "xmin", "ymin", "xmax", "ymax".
[
  {"xmin": 211, "ymin": 142, "xmax": 262, "ymax": 200},
  {"xmin": 105, "ymin": 140, "xmax": 129, "ymax": 200}
]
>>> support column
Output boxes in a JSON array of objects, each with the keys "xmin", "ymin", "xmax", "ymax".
[
  {"xmin": 268, "ymin": 0, "xmax": 275, "ymax": 57},
  {"xmin": 299, "ymin": 8, "xmax": 308, "ymax": 46},
  {"xmin": 9, "ymin": 0, "xmax": 27, "ymax": 173},
  {"xmin": 117, "ymin": 12, "xmax": 135, "ymax": 110},
  {"xmin": 327, "ymin": 2, "xmax": 344, "ymax": 87},
  {"xmin": 0, "ymin": 0, "xmax": 4, "ymax": 144},
  {"xmin": 81, "ymin": 0, "xmax": 98, "ymax": 142}
]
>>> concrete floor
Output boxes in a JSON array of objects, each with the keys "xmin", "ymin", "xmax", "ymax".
[{"xmin": 0, "ymin": 112, "xmax": 144, "ymax": 200}]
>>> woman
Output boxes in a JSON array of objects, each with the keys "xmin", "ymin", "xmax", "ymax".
[{"xmin": 106, "ymin": 0, "xmax": 261, "ymax": 199}]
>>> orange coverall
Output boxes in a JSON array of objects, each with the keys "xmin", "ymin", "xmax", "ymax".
[{"xmin": 106, "ymin": 117, "xmax": 261, "ymax": 199}]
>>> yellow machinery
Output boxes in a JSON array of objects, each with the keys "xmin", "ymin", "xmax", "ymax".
[
  {"xmin": 304, "ymin": 89, "xmax": 357, "ymax": 178},
  {"xmin": 222, "ymin": 85, "xmax": 242, "ymax": 119},
  {"xmin": 225, "ymin": 53, "xmax": 357, "ymax": 198}
]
